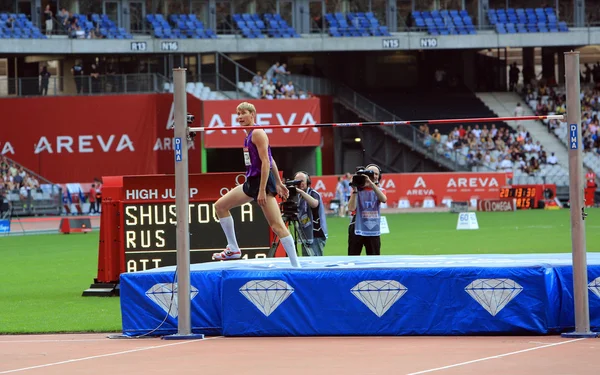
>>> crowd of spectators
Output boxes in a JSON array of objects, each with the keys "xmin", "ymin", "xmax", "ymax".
[
  {"xmin": 251, "ymin": 62, "xmax": 313, "ymax": 100},
  {"xmin": 422, "ymin": 120, "xmax": 555, "ymax": 175},
  {"xmin": 522, "ymin": 65, "xmax": 600, "ymax": 156},
  {"xmin": 0, "ymin": 156, "xmax": 41, "ymax": 212}
]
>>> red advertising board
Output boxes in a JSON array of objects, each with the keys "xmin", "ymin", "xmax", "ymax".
[
  {"xmin": 1, "ymin": 95, "xmax": 160, "ymax": 183},
  {"xmin": 310, "ymin": 172, "xmax": 508, "ymax": 207},
  {"xmin": 0, "ymin": 95, "xmax": 324, "ymax": 183},
  {"xmin": 202, "ymin": 99, "xmax": 322, "ymax": 148}
]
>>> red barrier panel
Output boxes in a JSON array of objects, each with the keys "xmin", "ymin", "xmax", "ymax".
[
  {"xmin": 1, "ymin": 95, "xmax": 161, "ymax": 183},
  {"xmin": 310, "ymin": 172, "xmax": 509, "ymax": 207}
]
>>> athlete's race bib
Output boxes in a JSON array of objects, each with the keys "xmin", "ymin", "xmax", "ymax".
[{"xmin": 243, "ymin": 147, "xmax": 251, "ymax": 166}]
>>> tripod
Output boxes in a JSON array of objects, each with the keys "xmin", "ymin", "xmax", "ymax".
[{"xmin": 267, "ymin": 212, "xmax": 315, "ymax": 258}]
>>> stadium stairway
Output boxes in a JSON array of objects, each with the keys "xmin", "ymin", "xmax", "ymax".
[
  {"xmin": 332, "ymin": 85, "xmax": 473, "ymax": 172},
  {"xmin": 475, "ymin": 92, "xmax": 569, "ymax": 169}
]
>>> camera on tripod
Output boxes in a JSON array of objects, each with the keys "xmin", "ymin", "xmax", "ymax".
[
  {"xmin": 280, "ymin": 179, "xmax": 302, "ymax": 217},
  {"xmin": 351, "ymin": 166, "xmax": 375, "ymax": 188}
]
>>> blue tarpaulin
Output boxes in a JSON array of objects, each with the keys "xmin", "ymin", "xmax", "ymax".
[{"xmin": 120, "ymin": 253, "xmax": 600, "ymax": 337}]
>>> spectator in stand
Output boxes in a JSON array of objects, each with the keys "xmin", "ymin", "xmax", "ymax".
[
  {"xmin": 514, "ymin": 103, "xmax": 524, "ymax": 126},
  {"xmin": 39, "ymin": 66, "xmax": 51, "ymax": 95},
  {"xmin": 252, "ymin": 71, "xmax": 262, "ymax": 86},
  {"xmin": 71, "ymin": 61, "xmax": 84, "ymax": 94},
  {"xmin": 90, "ymin": 63, "xmax": 100, "ymax": 93},
  {"xmin": 547, "ymin": 152, "xmax": 558, "ymax": 165},
  {"xmin": 275, "ymin": 63, "xmax": 291, "ymax": 81},
  {"xmin": 44, "ymin": 5, "xmax": 53, "ymax": 36},
  {"xmin": 57, "ymin": 8, "xmax": 69, "ymax": 29},
  {"xmin": 265, "ymin": 62, "xmax": 279, "ymax": 82}
]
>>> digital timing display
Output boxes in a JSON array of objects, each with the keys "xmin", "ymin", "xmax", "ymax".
[
  {"xmin": 500, "ymin": 187, "xmax": 537, "ymax": 209},
  {"xmin": 123, "ymin": 202, "xmax": 271, "ymax": 272},
  {"xmin": 500, "ymin": 187, "xmax": 537, "ymax": 198}
]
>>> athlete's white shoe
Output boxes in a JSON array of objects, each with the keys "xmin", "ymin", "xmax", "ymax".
[{"xmin": 212, "ymin": 246, "xmax": 242, "ymax": 261}]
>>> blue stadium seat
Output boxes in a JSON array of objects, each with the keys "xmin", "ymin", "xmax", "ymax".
[
  {"xmin": 414, "ymin": 9, "xmax": 475, "ymax": 35},
  {"xmin": 145, "ymin": 13, "xmax": 216, "ymax": 39},
  {"xmin": 489, "ymin": 7, "xmax": 567, "ymax": 34}
]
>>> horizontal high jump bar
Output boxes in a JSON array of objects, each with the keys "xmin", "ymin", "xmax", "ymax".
[{"xmin": 189, "ymin": 114, "xmax": 564, "ymax": 132}]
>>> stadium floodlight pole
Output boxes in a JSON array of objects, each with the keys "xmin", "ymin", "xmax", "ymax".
[
  {"xmin": 188, "ymin": 115, "xmax": 564, "ymax": 133},
  {"xmin": 561, "ymin": 51, "xmax": 598, "ymax": 339},
  {"xmin": 163, "ymin": 68, "xmax": 204, "ymax": 341}
]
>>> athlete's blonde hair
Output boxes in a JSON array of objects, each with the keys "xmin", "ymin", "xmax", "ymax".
[{"xmin": 236, "ymin": 102, "xmax": 256, "ymax": 114}]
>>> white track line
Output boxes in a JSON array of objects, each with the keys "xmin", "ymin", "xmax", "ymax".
[
  {"xmin": 0, "ymin": 336, "xmax": 223, "ymax": 374},
  {"xmin": 405, "ymin": 338, "xmax": 585, "ymax": 375},
  {"xmin": 0, "ymin": 339, "xmax": 109, "ymax": 344}
]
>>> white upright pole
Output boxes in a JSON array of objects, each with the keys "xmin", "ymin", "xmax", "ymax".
[
  {"xmin": 163, "ymin": 68, "xmax": 203, "ymax": 340},
  {"xmin": 561, "ymin": 51, "xmax": 598, "ymax": 339}
]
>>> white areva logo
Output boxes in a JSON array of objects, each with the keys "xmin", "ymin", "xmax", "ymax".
[
  {"xmin": 351, "ymin": 280, "xmax": 408, "ymax": 317},
  {"xmin": 145, "ymin": 283, "xmax": 199, "ymax": 318},
  {"xmin": 465, "ymin": 278, "xmax": 523, "ymax": 316},
  {"xmin": 239, "ymin": 280, "xmax": 294, "ymax": 317}
]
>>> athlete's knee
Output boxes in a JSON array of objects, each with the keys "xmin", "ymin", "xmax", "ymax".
[
  {"xmin": 270, "ymin": 222, "xmax": 289, "ymax": 238},
  {"xmin": 214, "ymin": 197, "xmax": 230, "ymax": 217}
]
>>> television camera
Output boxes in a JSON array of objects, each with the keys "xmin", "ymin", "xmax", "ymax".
[{"xmin": 351, "ymin": 166, "xmax": 376, "ymax": 188}]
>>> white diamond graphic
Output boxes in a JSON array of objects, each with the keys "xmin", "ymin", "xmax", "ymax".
[
  {"xmin": 350, "ymin": 280, "xmax": 407, "ymax": 318},
  {"xmin": 145, "ymin": 283, "xmax": 199, "ymax": 318},
  {"xmin": 588, "ymin": 277, "xmax": 600, "ymax": 299},
  {"xmin": 364, "ymin": 221, "xmax": 377, "ymax": 230},
  {"xmin": 239, "ymin": 280, "xmax": 294, "ymax": 317},
  {"xmin": 465, "ymin": 279, "xmax": 523, "ymax": 317}
]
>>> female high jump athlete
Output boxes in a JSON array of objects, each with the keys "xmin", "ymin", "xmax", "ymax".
[{"xmin": 212, "ymin": 102, "xmax": 301, "ymax": 268}]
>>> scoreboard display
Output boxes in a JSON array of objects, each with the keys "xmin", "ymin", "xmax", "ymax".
[
  {"xmin": 499, "ymin": 184, "xmax": 556, "ymax": 209},
  {"xmin": 499, "ymin": 186, "xmax": 537, "ymax": 209},
  {"xmin": 122, "ymin": 201, "xmax": 271, "ymax": 272}
]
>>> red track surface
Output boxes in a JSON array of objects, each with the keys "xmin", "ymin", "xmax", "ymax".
[{"xmin": 0, "ymin": 334, "xmax": 597, "ymax": 375}]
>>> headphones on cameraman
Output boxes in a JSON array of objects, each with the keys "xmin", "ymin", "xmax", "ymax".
[
  {"xmin": 296, "ymin": 171, "xmax": 311, "ymax": 187},
  {"xmin": 365, "ymin": 164, "xmax": 382, "ymax": 182}
]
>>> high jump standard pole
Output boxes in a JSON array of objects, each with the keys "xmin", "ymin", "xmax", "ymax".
[
  {"xmin": 561, "ymin": 51, "xmax": 598, "ymax": 338},
  {"xmin": 163, "ymin": 68, "xmax": 204, "ymax": 340}
]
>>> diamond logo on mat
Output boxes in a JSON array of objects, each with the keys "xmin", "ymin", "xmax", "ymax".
[
  {"xmin": 239, "ymin": 280, "xmax": 294, "ymax": 317},
  {"xmin": 145, "ymin": 283, "xmax": 199, "ymax": 318},
  {"xmin": 465, "ymin": 279, "xmax": 523, "ymax": 316},
  {"xmin": 350, "ymin": 280, "xmax": 408, "ymax": 318},
  {"xmin": 588, "ymin": 277, "xmax": 600, "ymax": 299}
]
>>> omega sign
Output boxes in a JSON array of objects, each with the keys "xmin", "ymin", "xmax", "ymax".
[{"xmin": 477, "ymin": 199, "xmax": 517, "ymax": 212}]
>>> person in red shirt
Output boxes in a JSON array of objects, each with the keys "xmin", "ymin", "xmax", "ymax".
[
  {"xmin": 585, "ymin": 168, "xmax": 597, "ymax": 207},
  {"xmin": 89, "ymin": 184, "xmax": 97, "ymax": 214}
]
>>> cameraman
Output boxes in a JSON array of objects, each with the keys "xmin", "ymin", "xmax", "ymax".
[
  {"xmin": 347, "ymin": 164, "xmax": 387, "ymax": 256},
  {"xmin": 294, "ymin": 171, "xmax": 327, "ymax": 256}
]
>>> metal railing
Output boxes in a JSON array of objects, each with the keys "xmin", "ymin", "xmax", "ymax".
[
  {"xmin": 216, "ymin": 52, "xmax": 262, "ymax": 99},
  {"xmin": 1, "ymin": 155, "xmax": 63, "ymax": 218},
  {"xmin": 0, "ymin": 73, "xmax": 169, "ymax": 98},
  {"xmin": 287, "ymin": 74, "xmax": 496, "ymax": 172},
  {"xmin": 333, "ymin": 85, "xmax": 475, "ymax": 172}
]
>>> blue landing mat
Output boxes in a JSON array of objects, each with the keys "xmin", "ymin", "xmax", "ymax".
[{"xmin": 119, "ymin": 254, "xmax": 600, "ymax": 337}]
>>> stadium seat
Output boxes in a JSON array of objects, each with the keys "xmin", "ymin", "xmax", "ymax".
[
  {"xmin": 146, "ymin": 13, "xmax": 217, "ymax": 39},
  {"xmin": 0, "ymin": 12, "xmax": 46, "ymax": 39},
  {"xmin": 489, "ymin": 7, "xmax": 567, "ymax": 34},
  {"xmin": 412, "ymin": 9, "xmax": 476, "ymax": 35},
  {"xmin": 326, "ymin": 12, "xmax": 390, "ymax": 37}
]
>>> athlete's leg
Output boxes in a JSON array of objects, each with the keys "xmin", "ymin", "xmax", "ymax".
[
  {"xmin": 260, "ymin": 195, "xmax": 301, "ymax": 268},
  {"xmin": 213, "ymin": 185, "xmax": 253, "ymax": 260}
]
